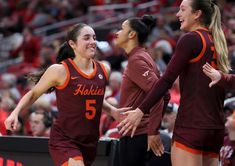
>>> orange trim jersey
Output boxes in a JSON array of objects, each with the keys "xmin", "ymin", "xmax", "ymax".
[
  {"xmin": 139, "ymin": 29, "xmax": 226, "ymax": 129},
  {"xmin": 54, "ymin": 58, "xmax": 107, "ymax": 138},
  {"xmin": 49, "ymin": 58, "xmax": 108, "ymax": 166},
  {"xmin": 50, "ymin": 58, "xmax": 107, "ymax": 140},
  {"xmin": 175, "ymin": 29, "xmax": 225, "ymax": 129}
]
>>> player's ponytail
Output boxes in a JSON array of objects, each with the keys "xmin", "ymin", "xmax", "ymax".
[
  {"xmin": 27, "ymin": 68, "xmax": 54, "ymax": 93},
  {"xmin": 209, "ymin": 3, "xmax": 230, "ymax": 73},
  {"xmin": 56, "ymin": 42, "xmax": 75, "ymax": 63},
  {"xmin": 191, "ymin": 0, "xmax": 231, "ymax": 73}
]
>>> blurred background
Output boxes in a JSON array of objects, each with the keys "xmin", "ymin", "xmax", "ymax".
[{"xmin": 0, "ymin": 0, "xmax": 235, "ymax": 165}]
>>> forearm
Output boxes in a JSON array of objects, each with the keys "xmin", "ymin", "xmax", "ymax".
[
  {"xmin": 12, "ymin": 90, "xmax": 39, "ymax": 115},
  {"xmin": 163, "ymin": 91, "xmax": 171, "ymax": 112},
  {"xmin": 139, "ymin": 74, "xmax": 174, "ymax": 114},
  {"xmin": 148, "ymin": 100, "xmax": 164, "ymax": 135},
  {"xmin": 218, "ymin": 72, "xmax": 235, "ymax": 89},
  {"xmin": 102, "ymin": 99, "xmax": 116, "ymax": 116}
]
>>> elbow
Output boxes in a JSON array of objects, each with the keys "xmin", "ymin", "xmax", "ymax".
[
  {"xmin": 162, "ymin": 76, "xmax": 175, "ymax": 89},
  {"xmin": 27, "ymin": 90, "xmax": 39, "ymax": 103}
]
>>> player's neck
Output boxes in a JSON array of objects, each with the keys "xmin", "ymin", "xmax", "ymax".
[
  {"xmin": 189, "ymin": 24, "xmax": 207, "ymax": 32},
  {"xmin": 73, "ymin": 57, "xmax": 93, "ymax": 71},
  {"xmin": 124, "ymin": 41, "xmax": 138, "ymax": 55}
]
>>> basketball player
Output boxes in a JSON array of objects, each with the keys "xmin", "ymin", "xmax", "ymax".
[
  {"xmin": 5, "ymin": 23, "xmax": 129, "ymax": 166},
  {"xmin": 119, "ymin": 0, "xmax": 230, "ymax": 166}
]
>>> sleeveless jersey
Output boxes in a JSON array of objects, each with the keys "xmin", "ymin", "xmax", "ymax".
[{"xmin": 53, "ymin": 58, "xmax": 108, "ymax": 140}]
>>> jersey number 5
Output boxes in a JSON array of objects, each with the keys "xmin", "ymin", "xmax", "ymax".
[{"xmin": 86, "ymin": 99, "xmax": 96, "ymax": 120}]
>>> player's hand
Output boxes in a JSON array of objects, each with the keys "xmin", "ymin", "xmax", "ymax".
[
  {"xmin": 4, "ymin": 112, "xmax": 18, "ymax": 131},
  {"xmin": 148, "ymin": 134, "xmax": 164, "ymax": 156},
  {"xmin": 111, "ymin": 107, "xmax": 132, "ymax": 122},
  {"xmin": 202, "ymin": 63, "xmax": 221, "ymax": 87},
  {"xmin": 117, "ymin": 108, "xmax": 144, "ymax": 137}
]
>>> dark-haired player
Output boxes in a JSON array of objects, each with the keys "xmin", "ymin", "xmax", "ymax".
[{"xmin": 5, "ymin": 23, "xmax": 129, "ymax": 166}]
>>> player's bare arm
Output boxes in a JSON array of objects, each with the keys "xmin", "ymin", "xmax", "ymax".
[{"xmin": 5, "ymin": 64, "xmax": 67, "ymax": 131}]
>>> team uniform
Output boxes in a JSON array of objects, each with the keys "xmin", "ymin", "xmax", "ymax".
[
  {"xmin": 49, "ymin": 58, "xmax": 108, "ymax": 166},
  {"xmin": 218, "ymin": 73, "xmax": 235, "ymax": 89},
  {"xmin": 139, "ymin": 29, "xmax": 225, "ymax": 157},
  {"xmin": 119, "ymin": 46, "xmax": 164, "ymax": 166}
]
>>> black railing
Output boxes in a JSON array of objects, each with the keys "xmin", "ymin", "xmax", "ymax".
[{"xmin": 0, "ymin": 135, "xmax": 171, "ymax": 166}]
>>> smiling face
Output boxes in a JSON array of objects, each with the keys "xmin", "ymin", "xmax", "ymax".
[
  {"xmin": 176, "ymin": 0, "xmax": 201, "ymax": 32},
  {"xmin": 69, "ymin": 26, "xmax": 97, "ymax": 59}
]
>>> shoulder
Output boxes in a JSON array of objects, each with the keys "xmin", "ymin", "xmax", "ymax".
[
  {"xmin": 98, "ymin": 60, "xmax": 111, "ymax": 78},
  {"xmin": 130, "ymin": 50, "xmax": 152, "ymax": 66},
  {"xmin": 178, "ymin": 31, "xmax": 201, "ymax": 43},
  {"xmin": 45, "ymin": 63, "xmax": 67, "ymax": 78},
  {"xmin": 176, "ymin": 32, "xmax": 202, "ymax": 50},
  {"xmin": 47, "ymin": 63, "xmax": 66, "ymax": 73},
  {"xmin": 129, "ymin": 47, "xmax": 148, "ymax": 59},
  {"xmin": 43, "ymin": 63, "xmax": 69, "ymax": 87}
]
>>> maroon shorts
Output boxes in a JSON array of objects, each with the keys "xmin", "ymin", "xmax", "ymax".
[
  {"xmin": 173, "ymin": 126, "xmax": 224, "ymax": 158},
  {"xmin": 49, "ymin": 126, "xmax": 98, "ymax": 166},
  {"xmin": 49, "ymin": 146, "xmax": 84, "ymax": 166}
]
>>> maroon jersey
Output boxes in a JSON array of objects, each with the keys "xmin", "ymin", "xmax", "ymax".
[
  {"xmin": 219, "ymin": 73, "xmax": 235, "ymax": 90},
  {"xmin": 52, "ymin": 58, "xmax": 107, "ymax": 140},
  {"xmin": 119, "ymin": 46, "xmax": 164, "ymax": 136},
  {"xmin": 139, "ymin": 29, "xmax": 225, "ymax": 129}
]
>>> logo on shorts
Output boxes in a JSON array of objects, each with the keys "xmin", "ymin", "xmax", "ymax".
[{"xmin": 98, "ymin": 74, "xmax": 103, "ymax": 79}]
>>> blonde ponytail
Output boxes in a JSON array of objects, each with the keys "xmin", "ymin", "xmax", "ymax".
[{"xmin": 209, "ymin": 4, "xmax": 231, "ymax": 73}]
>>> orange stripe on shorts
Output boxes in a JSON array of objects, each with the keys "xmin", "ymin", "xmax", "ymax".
[
  {"xmin": 174, "ymin": 141, "xmax": 202, "ymax": 155},
  {"xmin": 174, "ymin": 141, "xmax": 219, "ymax": 158},
  {"xmin": 202, "ymin": 151, "xmax": 219, "ymax": 158},
  {"xmin": 61, "ymin": 156, "xmax": 83, "ymax": 166}
]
